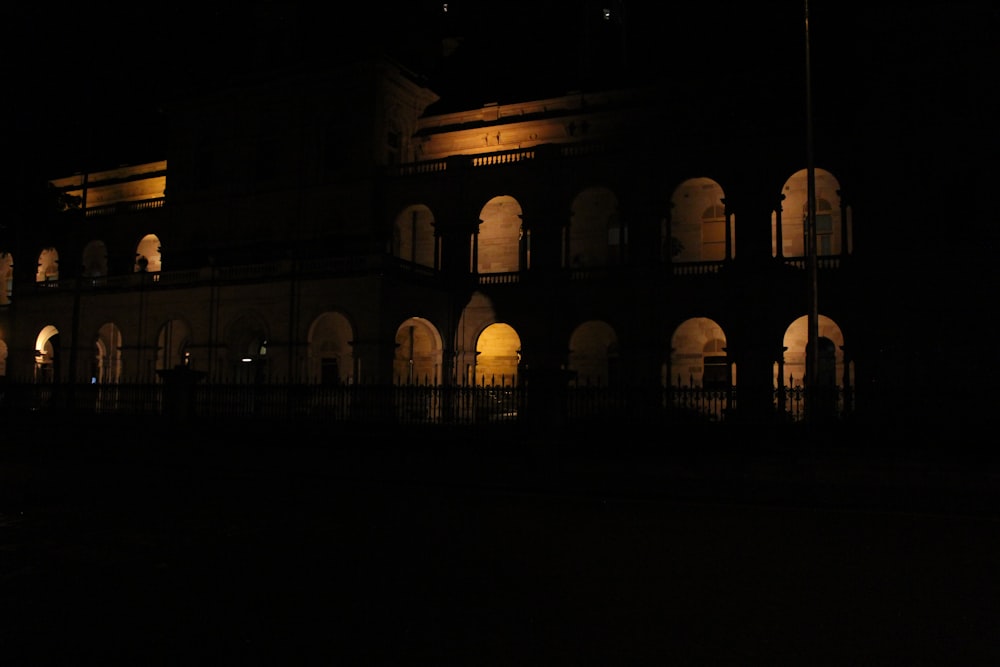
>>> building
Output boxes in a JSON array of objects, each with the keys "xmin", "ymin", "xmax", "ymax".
[{"xmin": 0, "ymin": 11, "xmax": 867, "ymax": 427}]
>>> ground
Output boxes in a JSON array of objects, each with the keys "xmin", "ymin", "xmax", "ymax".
[{"xmin": 2, "ymin": 421, "xmax": 999, "ymax": 665}]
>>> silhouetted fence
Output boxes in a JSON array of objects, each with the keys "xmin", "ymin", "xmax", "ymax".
[{"xmin": 0, "ymin": 378, "xmax": 853, "ymax": 426}]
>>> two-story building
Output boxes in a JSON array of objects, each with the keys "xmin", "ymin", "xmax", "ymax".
[{"xmin": 0, "ymin": 45, "xmax": 861, "ymax": 426}]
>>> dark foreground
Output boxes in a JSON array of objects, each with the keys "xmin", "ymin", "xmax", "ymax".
[{"xmin": 2, "ymin": 419, "xmax": 999, "ymax": 665}]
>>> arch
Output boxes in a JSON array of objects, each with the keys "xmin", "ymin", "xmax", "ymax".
[
  {"xmin": 157, "ymin": 319, "xmax": 193, "ymax": 372},
  {"xmin": 34, "ymin": 325, "xmax": 60, "ymax": 382},
  {"xmin": 36, "ymin": 247, "xmax": 59, "ymax": 283},
  {"xmin": 569, "ymin": 186, "xmax": 622, "ymax": 268},
  {"xmin": 773, "ymin": 168, "xmax": 851, "ymax": 258},
  {"xmin": 307, "ymin": 311, "xmax": 354, "ymax": 385},
  {"xmin": 474, "ymin": 322, "xmax": 521, "ymax": 387},
  {"xmin": 93, "ymin": 322, "xmax": 124, "ymax": 383},
  {"xmin": 778, "ymin": 314, "xmax": 849, "ymax": 389},
  {"xmin": 392, "ymin": 204, "xmax": 436, "ymax": 268},
  {"xmin": 456, "ymin": 291, "xmax": 498, "ymax": 384},
  {"xmin": 669, "ymin": 177, "xmax": 732, "ymax": 262},
  {"xmin": 567, "ymin": 320, "xmax": 619, "ymax": 386},
  {"xmin": 224, "ymin": 312, "xmax": 270, "ymax": 382},
  {"xmin": 669, "ymin": 317, "xmax": 731, "ymax": 388},
  {"xmin": 393, "ymin": 316, "xmax": 444, "ymax": 385},
  {"xmin": 477, "ymin": 195, "xmax": 522, "ymax": 274},
  {"xmin": 82, "ymin": 240, "xmax": 109, "ymax": 278},
  {"xmin": 135, "ymin": 234, "xmax": 162, "ymax": 273}
]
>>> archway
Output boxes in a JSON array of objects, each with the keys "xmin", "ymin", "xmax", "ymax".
[
  {"xmin": 773, "ymin": 168, "xmax": 850, "ymax": 258},
  {"xmin": 36, "ymin": 248, "xmax": 59, "ymax": 283},
  {"xmin": 474, "ymin": 322, "xmax": 521, "ymax": 387},
  {"xmin": 477, "ymin": 195, "xmax": 522, "ymax": 274},
  {"xmin": 669, "ymin": 177, "xmax": 732, "ymax": 262},
  {"xmin": 392, "ymin": 204, "xmax": 436, "ymax": 268},
  {"xmin": 135, "ymin": 234, "xmax": 162, "ymax": 273},
  {"xmin": 779, "ymin": 314, "xmax": 851, "ymax": 420},
  {"xmin": 225, "ymin": 313, "xmax": 270, "ymax": 383},
  {"xmin": 34, "ymin": 325, "xmax": 60, "ymax": 382},
  {"xmin": 393, "ymin": 317, "xmax": 443, "ymax": 385},
  {"xmin": 93, "ymin": 322, "xmax": 124, "ymax": 383},
  {"xmin": 669, "ymin": 317, "xmax": 731, "ymax": 388},
  {"xmin": 307, "ymin": 312, "xmax": 354, "ymax": 385},
  {"xmin": 157, "ymin": 319, "xmax": 193, "ymax": 372}
]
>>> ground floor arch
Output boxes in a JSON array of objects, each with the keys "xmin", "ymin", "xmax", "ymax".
[
  {"xmin": 669, "ymin": 317, "xmax": 733, "ymax": 389},
  {"xmin": 474, "ymin": 322, "xmax": 521, "ymax": 387},
  {"xmin": 393, "ymin": 316, "xmax": 443, "ymax": 385},
  {"xmin": 34, "ymin": 325, "xmax": 59, "ymax": 382},
  {"xmin": 93, "ymin": 322, "xmax": 123, "ymax": 384},
  {"xmin": 307, "ymin": 311, "xmax": 354, "ymax": 385}
]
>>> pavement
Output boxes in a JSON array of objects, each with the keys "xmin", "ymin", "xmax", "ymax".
[{"xmin": 2, "ymin": 418, "xmax": 999, "ymax": 665}]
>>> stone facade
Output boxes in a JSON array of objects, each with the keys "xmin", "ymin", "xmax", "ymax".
[{"xmin": 0, "ymin": 54, "xmax": 862, "ymax": 423}]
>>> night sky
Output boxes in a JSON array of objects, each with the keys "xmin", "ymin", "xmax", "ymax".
[{"xmin": 5, "ymin": 3, "xmax": 993, "ymax": 177}]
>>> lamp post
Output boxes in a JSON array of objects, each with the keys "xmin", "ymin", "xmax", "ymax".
[{"xmin": 804, "ymin": 0, "xmax": 820, "ymax": 423}]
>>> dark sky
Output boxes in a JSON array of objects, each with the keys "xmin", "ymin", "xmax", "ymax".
[
  {"xmin": 5, "ymin": 3, "xmax": 994, "ymax": 173},
  {"xmin": 4, "ymin": 1, "xmax": 996, "ymax": 260}
]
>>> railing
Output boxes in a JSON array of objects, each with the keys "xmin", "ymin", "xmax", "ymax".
[
  {"xmin": 84, "ymin": 198, "xmax": 166, "ymax": 217},
  {"xmin": 783, "ymin": 256, "xmax": 842, "ymax": 270},
  {"xmin": 0, "ymin": 380, "xmax": 853, "ymax": 426},
  {"xmin": 22, "ymin": 254, "xmax": 431, "ymax": 296},
  {"xmin": 671, "ymin": 261, "xmax": 725, "ymax": 276},
  {"xmin": 20, "ymin": 250, "xmax": 848, "ymax": 299},
  {"xmin": 471, "ymin": 148, "xmax": 536, "ymax": 167},
  {"xmin": 478, "ymin": 271, "xmax": 520, "ymax": 285}
]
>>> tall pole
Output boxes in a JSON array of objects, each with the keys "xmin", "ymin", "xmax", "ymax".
[{"xmin": 804, "ymin": 0, "xmax": 820, "ymax": 422}]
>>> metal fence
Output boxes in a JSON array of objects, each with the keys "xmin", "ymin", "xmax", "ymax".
[{"xmin": 0, "ymin": 379, "xmax": 852, "ymax": 426}]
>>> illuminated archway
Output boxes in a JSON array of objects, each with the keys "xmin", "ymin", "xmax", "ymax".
[
  {"xmin": 669, "ymin": 317, "xmax": 731, "ymax": 388},
  {"xmin": 393, "ymin": 317, "xmax": 443, "ymax": 385},
  {"xmin": 773, "ymin": 168, "xmax": 851, "ymax": 258},
  {"xmin": 34, "ymin": 325, "xmax": 59, "ymax": 382},
  {"xmin": 134, "ymin": 234, "xmax": 162, "ymax": 273},
  {"xmin": 477, "ymin": 195, "xmax": 522, "ymax": 274},
  {"xmin": 36, "ymin": 247, "xmax": 59, "ymax": 283},
  {"xmin": 474, "ymin": 322, "xmax": 521, "ymax": 387},
  {"xmin": 669, "ymin": 177, "xmax": 732, "ymax": 262},
  {"xmin": 777, "ymin": 314, "xmax": 850, "ymax": 390}
]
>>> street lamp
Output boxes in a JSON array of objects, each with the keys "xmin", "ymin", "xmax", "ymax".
[{"xmin": 804, "ymin": 0, "xmax": 820, "ymax": 423}]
